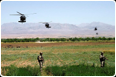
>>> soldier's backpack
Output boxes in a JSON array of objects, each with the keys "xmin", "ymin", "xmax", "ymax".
[
  {"xmin": 37, "ymin": 55, "xmax": 43, "ymax": 61},
  {"xmin": 100, "ymin": 55, "xmax": 106, "ymax": 61}
]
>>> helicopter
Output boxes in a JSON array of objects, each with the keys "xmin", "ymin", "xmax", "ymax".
[
  {"xmin": 10, "ymin": 12, "xmax": 36, "ymax": 23},
  {"xmin": 96, "ymin": 32, "xmax": 98, "ymax": 35},
  {"xmin": 94, "ymin": 27, "xmax": 98, "ymax": 35},
  {"xmin": 94, "ymin": 27, "xmax": 97, "ymax": 31},
  {"xmin": 39, "ymin": 22, "xmax": 51, "ymax": 28}
]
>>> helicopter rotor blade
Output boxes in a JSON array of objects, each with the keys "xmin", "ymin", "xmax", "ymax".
[
  {"xmin": 29, "ymin": 13, "xmax": 36, "ymax": 15},
  {"xmin": 39, "ymin": 21, "xmax": 52, "ymax": 24},
  {"xmin": 10, "ymin": 14, "xmax": 21, "ymax": 16},
  {"xmin": 49, "ymin": 21, "xmax": 52, "ymax": 23},
  {"xmin": 25, "ymin": 15, "xmax": 29, "ymax": 17},
  {"xmin": 25, "ymin": 13, "xmax": 36, "ymax": 15},
  {"xmin": 17, "ymin": 11, "xmax": 24, "ymax": 15},
  {"xmin": 39, "ymin": 22, "xmax": 47, "ymax": 24}
]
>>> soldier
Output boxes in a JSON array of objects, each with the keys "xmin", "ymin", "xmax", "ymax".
[
  {"xmin": 99, "ymin": 52, "xmax": 108, "ymax": 67},
  {"xmin": 37, "ymin": 52, "xmax": 44, "ymax": 72}
]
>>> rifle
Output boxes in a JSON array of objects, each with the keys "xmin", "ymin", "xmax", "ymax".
[{"xmin": 105, "ymin": 57, "xmax": 108, "ymax": 60}]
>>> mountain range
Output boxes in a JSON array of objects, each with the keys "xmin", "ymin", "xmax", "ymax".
[{"xmin": 1, "ymin": 22, "xmax": 115, "ymax": 38}]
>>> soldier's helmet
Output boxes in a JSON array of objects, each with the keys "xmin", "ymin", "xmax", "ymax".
[
  {"xmin": 40, "ymin": 52, "xmax": 43, "ymax": 55},
  {"xmin": 101, "ymin": 52, "xmax": 103, "ymax": 55}
]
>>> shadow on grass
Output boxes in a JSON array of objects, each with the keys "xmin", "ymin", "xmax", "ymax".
[
  {"xmin": 2, "ymin": 65, "xmax": 41, "ymax": 76},
  {"xmin": 45, "ymin": 64, "xmax": 115, "ymax": 76},
  {"xmin": 2, "ymin": 64, "xmax": 115, "ymax": 76}
]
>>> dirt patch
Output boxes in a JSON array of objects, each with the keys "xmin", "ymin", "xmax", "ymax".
[
  {"xmin": 1, "ymin": 68, "xmax": 8, "ymax": 76},
  {"xmin": 1, "ymin": 58, "xmax": 21, "ymax": 67},
  {"xmin": 1, "ymin": 42, "xmax": 114, "ymax": 48}
]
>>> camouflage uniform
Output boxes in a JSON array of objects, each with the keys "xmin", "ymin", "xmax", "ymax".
[
  {"xmin": 99, "ymin": 52, "xmax": 107, "ymax": 67},
  {"xmin": 37, "ymin": 52, "xmax": 44, "ymax": 72}
]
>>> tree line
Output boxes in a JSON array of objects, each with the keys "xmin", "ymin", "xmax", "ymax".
[{"xmin": 1, "ymin": 37, "xmax": 115, "ymax": 43}]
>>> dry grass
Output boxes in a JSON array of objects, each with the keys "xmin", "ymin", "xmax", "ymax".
[{"xmin": 1, "ymin": 42, "xmax": 114, "ymax": 48}]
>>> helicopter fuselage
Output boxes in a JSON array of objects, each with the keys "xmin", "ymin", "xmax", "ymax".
[
  {"xmin": 45, "ymin": 23, "xmax": 51, "ymax": 28},
  {"xmin": 18, "ymin": 15, "xmax": 26, "ymax": 23}
]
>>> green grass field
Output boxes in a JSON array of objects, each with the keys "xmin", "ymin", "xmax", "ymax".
[{"xmin": 1, "ymin": 41, "xmax": 115, "ymax": 76}]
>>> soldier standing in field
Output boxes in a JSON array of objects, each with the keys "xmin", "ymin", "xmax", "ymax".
[
  {"xmin": 99, "ymin": 52, "xmax": 108, "ymax": 67},
  {"xmin": 37, "ymin": 52, "xmax": 44, "ymax": 72}
]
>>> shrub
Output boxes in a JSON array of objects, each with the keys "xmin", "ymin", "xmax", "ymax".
[
  {"xmin": 103, "ymin": 51, "xmax": 115, "ymax": 55},
  {"xmin": 2, "ymin": 65, "xmax": 41, "ymax": 76},
  {"xmin": 45, "ymin": 64, "xmax": 115, "ymax": 76}
]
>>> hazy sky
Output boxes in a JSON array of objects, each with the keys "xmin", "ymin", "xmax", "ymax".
[{"xmin": 1, "ymin": 1, "xmax": 115, "ymax": 25}]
